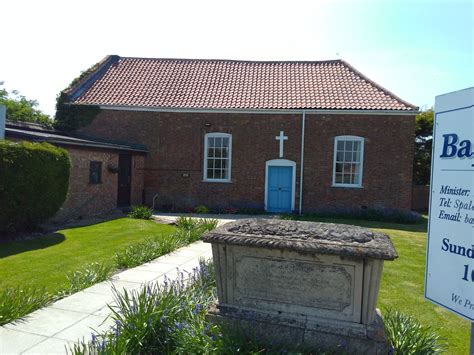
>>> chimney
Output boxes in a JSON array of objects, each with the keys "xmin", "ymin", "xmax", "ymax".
[{"xmin": 0, "ymin": 105, "xmax": 5, "ymax": 139}]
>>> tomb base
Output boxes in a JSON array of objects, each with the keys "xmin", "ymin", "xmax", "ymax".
[{"xmin": 207, "ymin": 304, "xmax": 390, "ymax": 355}]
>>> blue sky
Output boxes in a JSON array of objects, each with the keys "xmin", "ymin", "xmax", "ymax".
[{"xmin": 0, "ymin": 0, "xmax": 472, "ymax": 115}]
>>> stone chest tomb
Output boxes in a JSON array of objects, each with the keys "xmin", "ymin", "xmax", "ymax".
[{"xmin": 202, "ymin": 219, "xmax": 398, "ymax": 353}]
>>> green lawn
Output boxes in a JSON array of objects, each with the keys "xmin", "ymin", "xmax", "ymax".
[
  {"xmin": 295, "ymin": 215, "xmax": 469, "ymax": 355},
  {"xmin": 1, "ymin": 216, "xmax": 470, "ymax": 353},
  {"xmin": 0, "ymin": 218, "xmax": 176, "ymax": 294}
]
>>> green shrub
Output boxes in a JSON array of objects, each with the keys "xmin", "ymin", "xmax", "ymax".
[
  {"xmin": 285, "ymin": 207, "xmax": 422, "ymax": 225},
  {"xmin": 63, "ymin": 262, "xmax": 114, "ymax": 294},
  {"xmin": 0, "ymin": 287, "xmax": 54, "ymax": 325},
  {"xmin": 0, "ymin": 141, "xmax": 70, "ymax": 235},
  {"xmin": 0, "ymin": 217, "xmax": 218, "ymax": 325},
  {"xmin": 175, "ymin": 216, "xmax": 218, "ymax": 232},
  {"xmin": 236, "ymin": 207, "xmax": 266, "ymax": 215},
  {"xmin": 54, "ymin": 64, "xmax": 102, "ymax": 131},
  {"xmin": 175, "ymin": 216, "xmax": 196, "ymax": 230},
  {"xmin": 128, "ymin": 205, "xmax": 153, "ymax": 220},
  {"xmin": 116, "ymin": 218, "xmax": 217, "ymax": 269},
  {"xmin": 115, "ymin": 237, "xmax": 181, "ymax": 269},
  {"xmin": 0, "ymin": 262, "xmax": 113, "ymax": 325},
  {"xmin": 383, "ymin": 309, "xmax": 446, "ymax": 354},
  {"xmin": 280, "ymin": 213, "xmax": 297, "ymax": 220},
  {"xmin": 71, "ymin": 260, "xmax": 219, "ymax": 354},
  {"xmin": 71, "ymin": 260, "xmax": 317, "ymax": 354},
  {"xmin": 195, "ymin": 205, "xmax": 209, "ymax": 214}
]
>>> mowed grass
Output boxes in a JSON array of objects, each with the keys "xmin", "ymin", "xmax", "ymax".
[
  {"xmin": 0, "ymin": 218, "xmax": 176, "ymax": 294},
  {"xmin": 296, "ymin": 215, "xmax": 470, "ymax": 355},
  {"xmin": 377, "ymin": 225, "xmax": 469, "ymax": 355}
]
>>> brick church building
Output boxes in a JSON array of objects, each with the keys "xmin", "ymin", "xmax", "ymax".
[{"xmin": 57, "ymin": 55, "xmax": 417, "ymax": 216}]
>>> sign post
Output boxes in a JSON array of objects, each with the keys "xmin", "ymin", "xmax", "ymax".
[{"xmin": 425, "ymin": 87, "xmax": 473, "ymax": 353}]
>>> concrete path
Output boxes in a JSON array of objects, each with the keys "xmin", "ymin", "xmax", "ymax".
[
  {"xmin": 0, "ymin": 241, "xmax": 213, "ymax": 354},
  {"xmin": 152, "ymin": 212, "xmax": 271, "ymax": 226}
]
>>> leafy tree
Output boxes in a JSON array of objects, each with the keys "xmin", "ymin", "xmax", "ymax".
[
  {"xmin": 0, "ymin": 81, "xmax": 53, "ymax": 127},
  {"xmin": 54, "ymin": 91, "xmax": 100, "ymax": 131},
  {"xmin": 413, "ymin": 109, "xmax": 434, "ymax": 185}
]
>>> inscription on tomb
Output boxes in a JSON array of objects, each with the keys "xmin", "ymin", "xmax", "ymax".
[{"xmin": 234, "ymin": 256, "xmax": 353, "ymax": 311}]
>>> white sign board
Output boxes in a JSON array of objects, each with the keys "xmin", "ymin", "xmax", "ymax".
[{"xmin": 425, "ymin": 87, "xmax": 474, "ymax": 321}]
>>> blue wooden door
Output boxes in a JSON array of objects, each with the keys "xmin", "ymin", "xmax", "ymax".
[{"xmin": 267, "ymin": 166, "xmax": 293, "ymax": 212}]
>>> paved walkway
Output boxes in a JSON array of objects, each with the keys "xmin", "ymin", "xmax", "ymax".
[
  {"xmin": 0, "ymin": 213, "xmax": 271, "ymax": 354},
  {"xmin": 0, "ymin": 241, "xmax": 213, "ymax": 354},
  {"xmin": 151, "ymin": 212, "xmax": 269, "ymax": 226}
]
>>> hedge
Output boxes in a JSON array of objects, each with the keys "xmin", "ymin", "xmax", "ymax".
[{"xmin": 0, "ymin": 141, "xmax": 71, "ymax": 235}]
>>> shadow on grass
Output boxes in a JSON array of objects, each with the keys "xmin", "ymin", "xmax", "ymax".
[
  {"xmin": 0, "ymin": 233, "xmax": 65, "ymax": 258},
  {"xmin": 45, "ymin": 214, "xmax": 126, "ymax": 231},
  {"xmin": 291, "ymin": 215, "xmax": 428, "ymax": 233}
]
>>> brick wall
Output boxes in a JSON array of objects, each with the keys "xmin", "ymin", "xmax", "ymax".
[
  {"xmin": 79, "ymin": 109, "xmax": 415, "ymax": 212},
  {"xmin": 7, "ymin": 136, "xmax": 145, "ymax": 221},
  {"xmin": 303, "ymin": 114, "xmax": 415, "ymax": 211},
  {"xmin": 51, "ymin": 147, "xmax": 145, "ymax": 221},
  {"xmin": 52, "ymin": 147, "xmax": 119, "ymax": 221}
]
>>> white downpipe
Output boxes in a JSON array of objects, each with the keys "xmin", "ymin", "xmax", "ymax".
[{"xmin": 299, "ymin": 111, "xmax": 306, "ymax": 215}]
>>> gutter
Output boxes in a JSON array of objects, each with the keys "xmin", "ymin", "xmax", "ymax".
[
  {"xmin": 96, "ymin": 104, "xmax": 419, "ymax": 116},
  {"xmin": 5, "ymin": 129, "xmax": 147, "ymax": 154}
]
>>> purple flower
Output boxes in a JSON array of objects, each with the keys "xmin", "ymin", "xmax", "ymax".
[
  {"xmin": 193, "ymin": 303, "xmax": 202, "ymax": 314},
  {"xmin": 98, "ymin": 339, "xmax": 107, "ymax": 351}
]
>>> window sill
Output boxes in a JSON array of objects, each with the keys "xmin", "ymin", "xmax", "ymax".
[
  {"xmin": 331, "ymin": 184, "xmax": 364, "ymax": 189},
  {"xmin": 202, "ymin": 179, "xmax": 232, "ymax": 184}
]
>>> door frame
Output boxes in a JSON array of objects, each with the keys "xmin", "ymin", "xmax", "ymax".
[{"xmin": 264, "ymin": 159, "xmax": 296, "ymax": 212}]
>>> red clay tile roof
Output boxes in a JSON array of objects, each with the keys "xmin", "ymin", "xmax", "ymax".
[{"xmin": 68, "ymin": 56, "xmax": 417, "ymax": 111}]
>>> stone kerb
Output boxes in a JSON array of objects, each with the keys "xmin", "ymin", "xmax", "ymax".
[{"xmin": 203, "ymin": 218, "xmax": 398, "ymax": 354}]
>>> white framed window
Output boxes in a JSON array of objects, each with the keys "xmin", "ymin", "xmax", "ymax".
[
  {"xmin": 203, "ymin": 132, "xmax": 232, "ymax": 182},
  {"xmin": 332, "ymin": 135, "xmax": 364, "ymax": 188}
]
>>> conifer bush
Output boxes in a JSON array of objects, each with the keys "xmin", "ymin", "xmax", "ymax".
[{"xmin": 0, "ymin": 141, "xmax": 70, "ymax": 235}]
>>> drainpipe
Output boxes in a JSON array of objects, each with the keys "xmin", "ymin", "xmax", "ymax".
[
  {"xmin": 0, "ymin": 105, "xmax": 5, "ymax": 139},
  {"xmin": 298, "ymin": 110, "xmax": 306, "ymax": 215}
]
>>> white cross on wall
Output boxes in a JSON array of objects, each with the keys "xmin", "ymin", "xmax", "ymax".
[{"xmin": 275, "ymin": 131, "xmax": 288, "ymax": 158}]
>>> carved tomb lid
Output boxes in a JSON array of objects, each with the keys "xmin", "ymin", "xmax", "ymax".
[{"xmin": 202, "ymin": 218, "xmax": 397, "ymax": 260}]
